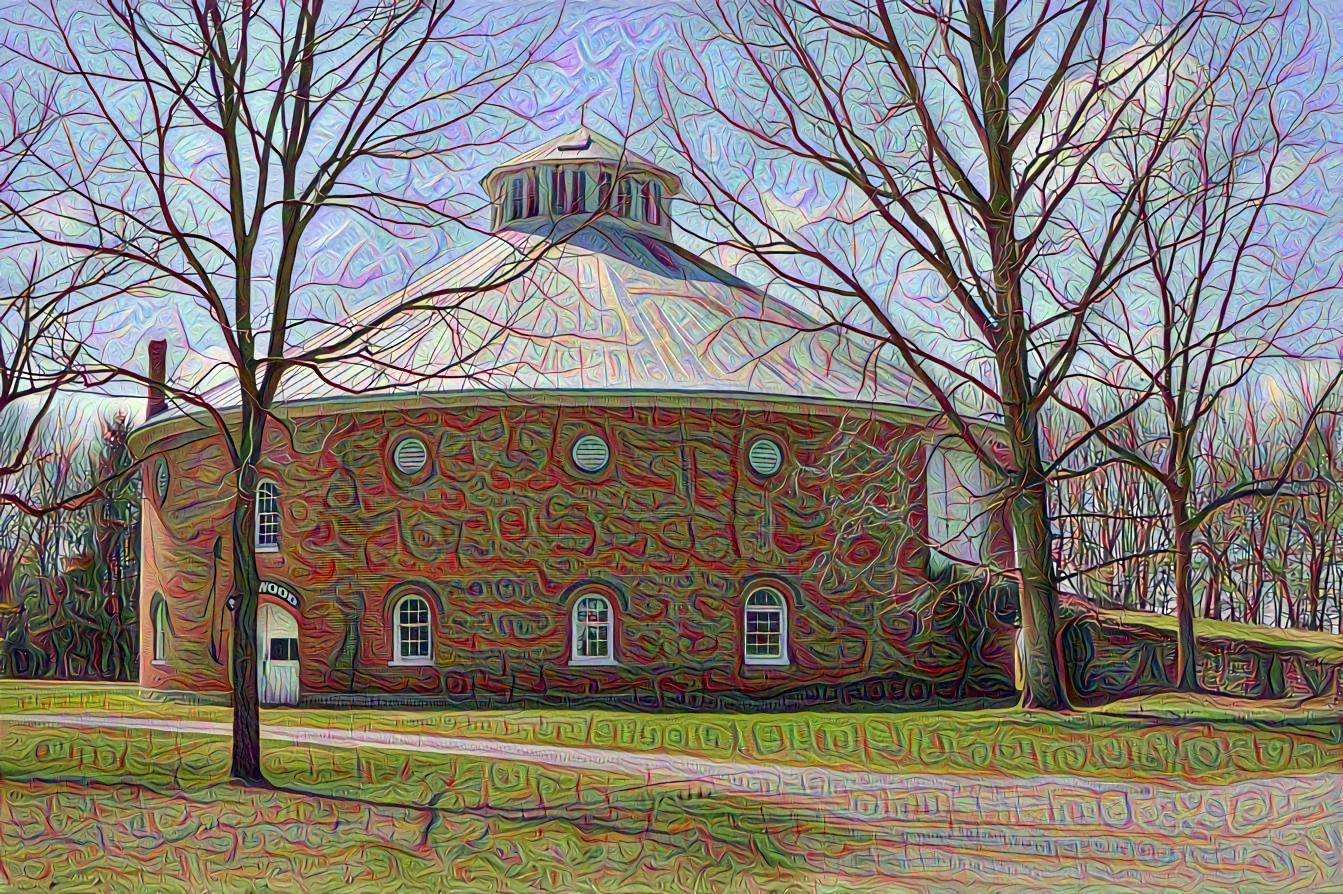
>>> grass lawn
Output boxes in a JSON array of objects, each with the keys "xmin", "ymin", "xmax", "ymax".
[
  {"xmin": 1097, "ymin": 608, "xmax": 1343, "ymax": 663},
  {"xmin": 2, "ymin": 684, "xmax": 1341, "ymax": 891},
  {"xmin": 0, "ymin": 682, "xmax": 1339, "ymax": 785},
  {"xmin": 0, "ymin": 720, "xmax": 957, "ymax": 893}
]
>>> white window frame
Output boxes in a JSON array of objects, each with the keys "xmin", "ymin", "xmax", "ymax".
[
  {"xmin": 744, "ymin": 587, "xmax": 789, "ymax": 666},
  {"xmin": 152, "ymin": 601, "xmax": 168, "ymax": 665},
  {"xmin": 570, "ymin": 594, "xmax": 617, "ymax": 666},
  {"xmin": 391, "ymin": 594, "xmax": 434, "ymax": 666},
  {"xmin": 255, "ymin": 480, "xmax": 281, "ymax": 552}
]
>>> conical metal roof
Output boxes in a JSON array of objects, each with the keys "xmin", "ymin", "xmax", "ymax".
[{"xmin": 192, "ymin": 220, "xmax": 927, "ymax": 412}]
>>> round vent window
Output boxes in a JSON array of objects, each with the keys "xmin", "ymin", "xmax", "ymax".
[
  {"xmin": 155, "ymin": 459, "xmax": 170, "ymax": 504},
  {"xmin": 571, "ymin": 434, "xmax": 611, "ymax": 473},
  {"xmin": 392, "ymin": 437, "xmax": 429, "ymax": 475},
  {"xmin": 747, "ymin": 438, "xmax": 783, "ymax": 477}
]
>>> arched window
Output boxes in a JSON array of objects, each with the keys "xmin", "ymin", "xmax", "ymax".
[
  {"xmin": 744, "ymin": 587, "xmax": 788, "ymax": 665},
  {"xmin": 152, "ymin": 600, "xmax": 168, "ymax": 663},
  {"xmin": 255, "ymin": 480, "xmax": 280, "ymax": 551},
  {"xmin": 393, "ymin": 594, "xmax": 432, "ymax": 664},
  {"xmin": 571, "ymin": 593, "xmax": 615, "ymax": 664}
]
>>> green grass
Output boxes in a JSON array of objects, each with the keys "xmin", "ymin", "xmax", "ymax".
[
  {"xmin": 5, "ymin": 778, "xmax": 789, "ymax": 894},
  {"xmin": 2, "ymin": 685, "xmax": 1341, "ymax": 890},
  {"xmin": 0, "ymin": 681, "xmax": 230, "ymax": 722},
  {"xmin": 285, "ymin": 701, "xmax": 1341, "ymax": 784},
  {"xmin": 1, "ymin": 682, "xmax": 1339, "ymax": 785},
  {"xmin": 0, "ymin": 720, "xmax": 929, "ymax": 893},
  {"xmin": 1096, "ymin": 608, "xmax": 1343, "ymax": 662}
]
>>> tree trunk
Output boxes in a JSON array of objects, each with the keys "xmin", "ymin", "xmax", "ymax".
[
  {"xmin": 1011, "ymin": 490, "xmax": 1070, "ymax": 710},
  {"xmin": 1005, "ymin": 420, "xmax": 1070, "ymax": 710},
  {"xmin": 1309, "ymin": 553, "xmax": 1324, "ymax": 630},
  {"xmin": 1203, "ymin": 550, "xmax": 1222, "ymax": 620},
  {"xmin": 1171, "ymin": 501, "xmax": 1199, "ymax": 693},
  {"xmin": 229, "ymin": 409, "xmax": 267, "ymax": 786}
]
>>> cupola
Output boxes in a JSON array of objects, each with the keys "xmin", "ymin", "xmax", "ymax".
[{"xmin": 481, "ymin": 127, "xmax": 680, "ymax": 236}]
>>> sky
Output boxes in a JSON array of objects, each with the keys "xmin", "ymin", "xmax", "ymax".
[
  {"xmin": 0, "ymin": 0, "xmax": 696, "ymax": 420},
  {"xmin": 3, "ymin": 0, "xmax": 1343, "ymax": 447}
]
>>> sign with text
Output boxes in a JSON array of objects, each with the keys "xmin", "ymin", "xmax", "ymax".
[{"xmin": 226, "ymin": 581, "xmax": 301, "ymax": 613}]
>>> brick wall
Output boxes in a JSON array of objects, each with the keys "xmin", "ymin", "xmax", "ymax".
[{"xmin": 139, "ymin": 397, "xmax": 1015, "ymax": 707}]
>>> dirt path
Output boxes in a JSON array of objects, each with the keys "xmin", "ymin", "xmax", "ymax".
[{"xmin": 3, "ymin": 711, "xmax": 1341, "ymax": 891}]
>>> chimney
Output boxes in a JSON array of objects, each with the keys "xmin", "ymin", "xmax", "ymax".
[{"xmin": 147, "ymin": 339, "xmax": 168, "ymax": 419}]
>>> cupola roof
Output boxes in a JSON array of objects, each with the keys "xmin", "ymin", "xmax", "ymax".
[{"xmin": 483, "ymin": 127, "xmax": 680, "ymax": 194}]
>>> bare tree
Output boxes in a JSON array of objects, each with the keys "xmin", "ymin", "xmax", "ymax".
[
  {"xmin": 2, "ymin": 0, "xmax": 567, "ymax": 784},
  {"xmin": 660, "ymin": 0, "xmax": 1286, "ymax": 708},
  {"xmin": 0, "ymin": 252, "xmax": 130, "ymax": 513},
  {"xmin": 0, "ymin": 77, "xmax": 141, "ymax": 519},
  {"xmin": 1054, "ymin": 7, "xmax": 1340, "ymax": 690},
  {"xmin": 1046, "ymin": 434, "xmax": 1173, "ymax": 612},
  {"xmin": 1050, "ymin": 383, "xmax": 1343, "ymax": 633}
]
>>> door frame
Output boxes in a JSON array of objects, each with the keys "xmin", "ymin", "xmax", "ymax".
[{"xmin": 257, "ymin": 601, "xmax": 301, "ymax": 706}]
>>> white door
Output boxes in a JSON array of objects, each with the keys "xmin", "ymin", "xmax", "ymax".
[{"xmin": 258, "ymin": 603, "xmax": 300, "ymax": 706}]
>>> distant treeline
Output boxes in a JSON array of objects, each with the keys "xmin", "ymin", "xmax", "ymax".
[
  {"xmin": 0, "ymin": 411, "xmax": 139, "ymax": 680},
  {"xmin": 1049, "ymin": 409, "xmax": 1343, "ymax": 634}
]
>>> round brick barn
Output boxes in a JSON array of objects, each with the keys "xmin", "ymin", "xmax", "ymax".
[{"xmin": 131, "ymin": 129, "xmax": 1016, "ymax": 709}]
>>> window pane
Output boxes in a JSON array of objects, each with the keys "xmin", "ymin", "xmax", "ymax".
[
  {"xmin": 154, "ymin": 607, "xmax": 165, "ymax": 660},
  {"xmin": 598, "ymin": 171, "xmax": 612, "ymax": 208},
  {"xmin": 575, "ymin": 596, "xmax": 611, "ymax": 659},
  {"xmin": 400, "ymin": 599, "xmax": 428, "ymax": 625},
  {"xmin": 747, "ymin": 589, "xmax": 783, "ymax": 607},
  {"xmin": 551, "ymin": 168, "xmax": 566, "ymax": 214},
  {"xmin": 616, "ymin": 179, "xmax": 631, "ymax": 217},
  {"xmin": 256, "ymin": 482, "xmax": 280, "ymax": 547},
  {"xmin": 644, "ymin": 181, "xmax": 660, "ymax": 225},
  {"xmin": 745, "ymin": 607, "xmax": 782, "ymax": 658},
  {"xmin": 577, "ymin": 597, "xmax": 607, "ymax": 622},
  {"xmin": 509, "ymin": 178, "xmax": 524, "ymax": 220},
  {"xmin": 399, "ymin": 598, "xmax": 430, "ymax": 659},
  {"xmin": 571, "ymin": 170, "xmax": 587, "ymax": 214},
  {"xmin": 583, "ymin": 624, "xmax": 607, "ymax": 657}
]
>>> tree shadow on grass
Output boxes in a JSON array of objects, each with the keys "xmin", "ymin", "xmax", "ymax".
[{"xmin": 3, "ymin": 767, "xmax": 814, "ymax": 871}]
